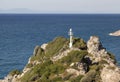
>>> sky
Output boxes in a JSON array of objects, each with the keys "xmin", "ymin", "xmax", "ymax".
[{"xmin": 0, "ymin": 0, "xmax": 120, "ymax": 14}]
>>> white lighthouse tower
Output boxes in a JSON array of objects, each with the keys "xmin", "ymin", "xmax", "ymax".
[{"xmin": 68, "ymin": 28, "xmax": 73, "ymax": 48}]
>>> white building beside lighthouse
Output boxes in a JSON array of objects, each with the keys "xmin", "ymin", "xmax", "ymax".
[{"xmin": 68, "ymin": 28, "xmax": 73, "ymax": 48}]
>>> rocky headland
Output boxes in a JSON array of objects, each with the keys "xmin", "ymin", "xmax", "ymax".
[
  {"xmin": 109, "ymin": 30, "xmax": 120, "ymax": 36},
  {"xmin": 0, "ymin": 36, "xmax": 120, "ymax": 82}
]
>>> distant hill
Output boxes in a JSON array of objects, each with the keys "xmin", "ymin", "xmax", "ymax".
[{"xmin": 0, "ymin": 8, "xmax": 36, "ymax": 13}]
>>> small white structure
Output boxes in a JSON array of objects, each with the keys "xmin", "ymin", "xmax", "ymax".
[{"xmin": 68, "ymin": 28, "xmax": 73, "ymax": 48}]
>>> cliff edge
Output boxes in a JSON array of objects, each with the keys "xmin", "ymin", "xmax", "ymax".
[{"xmin": 0, "ymin": 36, "xmax": 120, "ymax": 82}]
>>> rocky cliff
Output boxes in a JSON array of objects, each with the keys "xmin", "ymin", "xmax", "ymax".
[{"xmin": 0, "ymin": 36, "xmax": 120, "ymax": 82}]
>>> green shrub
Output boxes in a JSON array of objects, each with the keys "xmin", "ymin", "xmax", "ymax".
[
  {"xmin": 58, "ymin": 50, "xmax": 88, "ymax": 66},
  {"xmin": 30, "ymin": 74, "xmax": 40, "ymax": 81},
  {"xmin": 30, "ymin": 37, "xmax": 68, "ymax": 62},
  {"xmin": 70, "ymin": 75, "xmax": 83, "ymax": 82},
  {"xmin": 21, "ymin": 59, "xmax": 66, "ymax": 82},
  {"xmin": 31, "ymin": 47, "xmax": 45, "ymax": 61},
  {"xmin": 73, "ymin": 38, "xmax": 87, "ymax": 50},
  {"xmin": 9, "ymin": 69, "xmax": 21, "ymax": 76},
  {"xmin": 45, "ymin": 37, "xmax": 68, "ymax": 57},
  {"xmin": 21, "ymin": 69, "xmax": 37, "ymax": 82},
  {"xmin": 107, "ymin": 52, "xmax": 115, "ymax": 59},
  {"xmin": 26, "ymin": 63, "xmax": 33, "ymax": 68},
  {"xmin": 99, "ymin": 60, "xmax": 108, "ymax": 64},
  {"xmin": 90, "ymin": 65, "xmax": 99, "ymax": 70},
  {"xmin": 80, "ymin": 70, "xmax": 96, "ymax": 82},
  {"xmin": 50, "ymin": 63, "xmax": 66, "ymax": 75},
  {"xmin": 21, "ymin": 60, "xmax": 52, "ymax": 82},
  {"xmin": 90, "ymin": 63, "xmax": 104, "ymax": 73},
  {"xmin": 51, "ymin": 77, "xmax": 63, "ymax": 82},
  {"xmin": 63, "ymin": 74, "xmax": 73, "ymax": 80},
  {"xmin": 107, "ymin": 52, "xmax": 116, "ymax": 63}
]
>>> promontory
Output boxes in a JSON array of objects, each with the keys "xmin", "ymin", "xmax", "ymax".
[{"xmin": 0, "ymin": 35, "xmax": 120, "ymax": 82}]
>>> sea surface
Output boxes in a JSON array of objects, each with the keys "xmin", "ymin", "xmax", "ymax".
[{"xmin": 0, "ymin": 14, "xmax": 120, "ymax": 79}]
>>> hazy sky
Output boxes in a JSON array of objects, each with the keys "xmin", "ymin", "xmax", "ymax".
[{"xmin": 0, "ymin": 0, "xmax": 120, "ymax": 13}]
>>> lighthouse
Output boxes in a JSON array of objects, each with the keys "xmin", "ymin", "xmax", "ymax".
[{"xmin": 68, "ymin": 28, "xmax": 73, "ymax": 48}]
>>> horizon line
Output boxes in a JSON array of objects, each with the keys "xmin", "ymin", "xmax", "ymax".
[{"xmin": 0, "ymin": 13, "xmax": 120, "ymax": 15}]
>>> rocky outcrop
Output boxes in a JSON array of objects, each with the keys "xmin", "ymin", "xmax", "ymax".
[
  {"xmin": 87, "ymin": 36, "xmax": 120, "ymax": 82},
  {"xmin": 101, "ymin": 65, "xmax": 120, "ymax": 82},
  {"xmin": 33, "ymin": 46, "xmax": 43, "ymax": 56},
  {"xmin": 87, "ymin": 36, "xmax": 115, "ymax": 64},
  {"xmin": 41, "ymin": 43, "xmax": 48, "ymax": 50},
  {"xmin": 87, "ymin": 36, "xmax": 108, "ymax": 62},
  {"xmin": 67, "ymin": 61, "xmax": 88, "ymax": 76},
  {"xmin": 109, "ymin": 30, "xmax": 120, "ymax": 36},
  {"xmin": 33, "ymin": 44, "xmax": 47, "ymax": 56},
  {"xmin": 0, "ymin": 75, "xmax": 18, "ymax": 82},
  {"xmin": 87, "ymin": 36, "xmax": 105, "ymax": 56}
]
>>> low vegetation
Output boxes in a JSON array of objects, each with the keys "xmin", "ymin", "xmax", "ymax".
[
  {"xmin": 21, "ymin": 59, "xmax": 66, "ymax": 82},
  {"xmin": 81, "ymin": 70, "xmax": 96, "ymax": 82},
  {"xmin": 9, "ymin": 69, "xmax": 21, "ymax": 76},
  {"xmin": 30, "ymin": 37, "xmax": 68, "ymax": 62},
  {"xmin": 107, "ymin": 52, "xmax": 116, "ymax": 63},
  {"xmin": 45, "ymin": 37, "xmax": 68, "ymax": 57},
  {"xmin": 70, "ymin": 75, "xmax": 84, "ymax": 82},
  {"xmin": 18, "ymin": 36, "xmax": 116, "ymax": 82},
  {"xmin": 21, "ymin": 50, "xmax": 88, "ymax": 82},
  {"xmin": 73, "ymin": 38, "xmax": 87, "ymax": 50},
  {"xmin": 58, "ymin": 50, "xmax": 88, "ymax": 66}
]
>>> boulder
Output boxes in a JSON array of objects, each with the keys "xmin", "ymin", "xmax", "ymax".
[
  {"xmin": 33, "ymin": 46, "xmax": 44, "ymax": 56},
  {"xmin": 101, "ymin": 66, "xmax": 120, "ymax": 82},
  {"xmin": 33, "ymin": 46, "xmax": 40, "ymax": 56},
  {"xmin": 41, "ymin": 43, "xmax": 48, "ymax": 50}
]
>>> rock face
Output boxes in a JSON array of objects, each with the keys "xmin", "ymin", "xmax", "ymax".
[
  {"xmin": 0, "ymin": 75, "xmax": 18, "ymax": 82},
  {"xmin": 87, "ymin": 36, "xmax": 120, "ymax": 82},
  {"xmin": 87, "ymin": 36, "xmax": 105, "ymax": 55},
  {"xmin": 101, "ymin": 66, "xmax": 120, "ymax": 82},
  {"xmin": 0, "ymin": 36, "xmax": 120, "ymax": 82},
  {"xmin": 33, "ymin": 46, "xmax": 40, "ymax": 56},
  {"xmin": 109, "ymin": 30, "xmax": 120, "ymax": 36},
  {"xmin": 87, "ymin": 36, "xmax": 107, "ymax": 62}
]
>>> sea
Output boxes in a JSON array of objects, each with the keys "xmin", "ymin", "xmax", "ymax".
[{"xmin": 0, "ymin": 14, "xmax": 120, "ymax": 79}]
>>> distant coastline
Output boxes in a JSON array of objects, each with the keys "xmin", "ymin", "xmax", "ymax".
[{"xmin": 109, "ymin": 30, "xmax": 120, "ymax": 36}]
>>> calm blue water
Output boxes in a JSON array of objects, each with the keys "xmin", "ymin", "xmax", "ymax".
[{"xmin": 0, "ymin": 14, "xmax": 120, "ymax": 79}]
